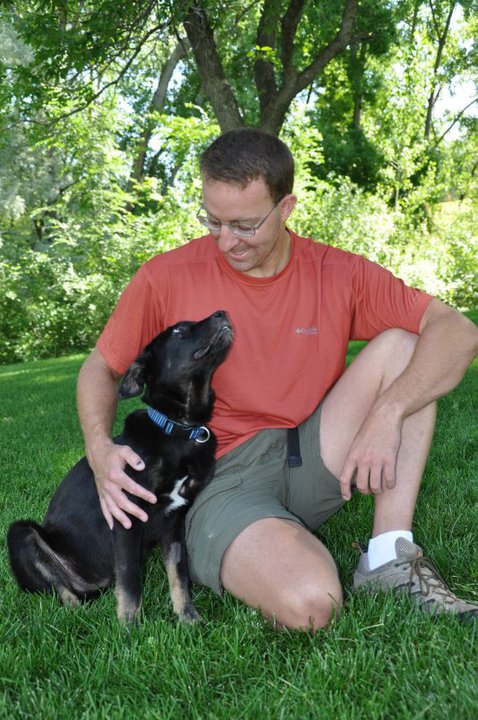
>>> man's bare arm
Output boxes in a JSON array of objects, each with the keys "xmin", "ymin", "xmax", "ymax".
[
  {"xmin": 77, "ymin": 347, "xmax": 156, "ymax": 529},
  {"xmin": 340, "ymin": 300, "xmax": 478, "ymax": 499}
]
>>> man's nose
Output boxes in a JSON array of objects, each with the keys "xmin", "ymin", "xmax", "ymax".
[{"xmin": 216, "ymin": 226, "xmax": 240, "ymax": 253}]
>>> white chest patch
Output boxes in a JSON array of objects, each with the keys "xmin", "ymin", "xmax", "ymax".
[{"xmin": 165, "ymin": 476, "xmax": 190, "ymax": 515}]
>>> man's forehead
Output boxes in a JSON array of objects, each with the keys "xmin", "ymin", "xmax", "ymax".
[{"xmin": 202, "ymin": 176, "xmax": 272, "ymax": 203}]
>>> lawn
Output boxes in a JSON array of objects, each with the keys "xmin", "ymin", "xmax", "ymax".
[{"xmin": 0, "ymin": 331, "xmax": 477, "ymax": 719}]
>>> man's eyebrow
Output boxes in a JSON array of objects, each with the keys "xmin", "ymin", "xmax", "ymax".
[{"xmin": 202, "ymin": 205, "xmax": 257, "ymax": 223}]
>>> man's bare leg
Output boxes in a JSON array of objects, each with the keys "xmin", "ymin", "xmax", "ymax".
[
  {"xmin": 220, "ymin": 329, "xmax": 435, "ymax": 630},
  {"xmin": 220, "ymin": 518, "xmax": 343, "ymax": 631},
  {"xmin": 320, "ymin": 329, "xmax": 436, "ymax": 536}
]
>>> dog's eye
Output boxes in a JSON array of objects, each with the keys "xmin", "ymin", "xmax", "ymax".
[{"xmin": 172, "ymin": 326, "xmax": 188, "ymax": 337}]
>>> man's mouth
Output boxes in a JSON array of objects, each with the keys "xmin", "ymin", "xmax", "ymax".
[{"xmin": 228, "ymin": 247, "xmax": 250, "ymax": 260}]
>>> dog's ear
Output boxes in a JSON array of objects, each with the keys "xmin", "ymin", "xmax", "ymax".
[{"xmin": 118, "ymin": 348, "xmax": 152, "ymax": 399}]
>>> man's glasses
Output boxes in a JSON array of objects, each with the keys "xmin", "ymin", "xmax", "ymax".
[{"xmin": 196, "ymin": 200, "xmax": 281, "ymax": 238}]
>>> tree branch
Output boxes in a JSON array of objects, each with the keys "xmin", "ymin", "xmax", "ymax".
[
  {"xmin": 184, "ymin": 2, "xmax": 244, "ymax": 131},
  {"xmin": 280, "ymin": 0, "xmax": 306, "ymax": 80},
  {"xmin": 424, "ymin": 2, "xmax": 456, "ymax": 138},
  {"xmin": 129, "ymin": 37, "xmax": 191, "ymax": 188},
  {"xmin": 295, "ymin": 0, "xmax": 358, "ymax": 90},
  {"xmin": 254, "ymin": 0, "xmax": 281, "ymax": 114},
  {"xmin": 32, "ymin": 23, "xmax": 166, "ymax": 128},
  {"xmin": 234, "ymin": 0, "xmax": 263, "ymax": 25},
  {"xmin": 56, "ymin": 0, "xmax": 160, "ymax": 91},
  {"xmin": 432, "ymin": 97, "xmax": 478, "ymax": 147},
  {"xmin": 258, "ymin": 0, "xmax": 358, "ymax": 134}
]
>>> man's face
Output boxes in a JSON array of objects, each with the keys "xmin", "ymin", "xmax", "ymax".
[{"xmin": 201, "ymin": 177, "xmax": 296, "ymax": 278}]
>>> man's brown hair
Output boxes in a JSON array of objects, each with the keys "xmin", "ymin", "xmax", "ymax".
[{"xmin": 200, "ymin": 128, "xmax": 294, "ymax": 202}]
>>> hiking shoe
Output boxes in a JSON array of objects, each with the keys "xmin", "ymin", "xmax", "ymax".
[{"xmin": 353, "ymin": 537, "xmax": 478, "ymax": 620}]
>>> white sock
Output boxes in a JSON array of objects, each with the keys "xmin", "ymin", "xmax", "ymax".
[{"xmin": 367, "ymin": 530, "xmax": 414, "ymax": 570}]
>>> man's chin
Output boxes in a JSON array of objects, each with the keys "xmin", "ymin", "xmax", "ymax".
[{"xmin": 225, "ymin": 252, "xmax": 254, "ymax": 272}]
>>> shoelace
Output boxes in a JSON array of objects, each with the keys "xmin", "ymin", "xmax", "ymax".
[
  {"xmin": 405, "ymin": 557, "xmax": 457, "ymax": 603},
  {"xmin": 353, "ymin": 542, "xmax": 465, "ymax": 606}
]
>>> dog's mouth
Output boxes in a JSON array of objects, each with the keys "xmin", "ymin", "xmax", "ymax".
[{"xmin": 193, "ymin": 324, "xmax": 233, "ymax": 360}]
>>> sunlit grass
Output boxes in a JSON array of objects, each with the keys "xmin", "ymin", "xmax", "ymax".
[{"xmin": 0, "ymin": 323, "xmax": 476, "ymax": 719}]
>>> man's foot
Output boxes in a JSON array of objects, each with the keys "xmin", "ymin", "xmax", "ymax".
[{"xmin": 353, "ymin": 538, "xmax": 478, "ymax": 620}]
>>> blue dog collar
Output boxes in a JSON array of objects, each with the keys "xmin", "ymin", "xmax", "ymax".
[{"xmin": 147, "ymin": 408, "xmax": 211, "ymax": 444}]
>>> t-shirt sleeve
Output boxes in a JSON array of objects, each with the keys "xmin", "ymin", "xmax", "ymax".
[
  {"xmin": 96, "ymin": 263, "xmax": 166, "ymax": 375},
  {"xmin": 350, "ymin": 255, "xmax": 434, "ymax": 340}
]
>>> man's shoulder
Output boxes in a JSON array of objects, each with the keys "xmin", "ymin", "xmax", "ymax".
[
  {"xmin": 142, "ymin": 235, "xmax": 215, "ymax": 274},
  {"xmin": 293, "ymin": 232, "xmax": 361, "ymax": 269}
]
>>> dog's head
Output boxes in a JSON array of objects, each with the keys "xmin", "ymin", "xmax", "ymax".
[{"xmin": 118, "ymin": 311, "xmax": 233, "ymax": 416}]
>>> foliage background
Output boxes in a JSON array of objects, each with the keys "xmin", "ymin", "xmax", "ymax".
[{"xmin": 0, "ymin": 0, "xmax": 477, "ymax": 363}]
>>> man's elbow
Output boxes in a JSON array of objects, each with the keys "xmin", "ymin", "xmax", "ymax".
[
  {"xmin": 451, "ymin": 310, "xmax": 478, "ymax": 358},
  {"xmin": 421, "ymin": 300, "xmax": 478, "ymax": 357}
]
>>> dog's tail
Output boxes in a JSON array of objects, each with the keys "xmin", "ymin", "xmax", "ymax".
[{"xmin": 7, "ymin": 520, "xmax": 84, "ymax": 605}]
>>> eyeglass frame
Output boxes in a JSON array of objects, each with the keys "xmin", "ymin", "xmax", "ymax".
[{"xmin": 196, "ymin": 198, "xmax": 282, "ymax": 238}]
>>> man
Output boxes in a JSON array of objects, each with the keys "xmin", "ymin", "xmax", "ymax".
[{"xmin": 77, "ymin": 129, "xmax": 478, "ymax": 630}]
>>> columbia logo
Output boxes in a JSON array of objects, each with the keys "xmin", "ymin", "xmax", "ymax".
[{"xmin": 295, "ymin": 327, "xmax": 319, "ymax": 335}]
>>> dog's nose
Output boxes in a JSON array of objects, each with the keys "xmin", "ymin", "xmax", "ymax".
[{"xmin": 212, "ymin": 310, "xmax": 227, "ymax": 320}]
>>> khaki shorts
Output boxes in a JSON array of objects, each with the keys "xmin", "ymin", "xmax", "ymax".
[{"xmin": 185, "ymin": 402, "xmax": 344, "ymax": 595}]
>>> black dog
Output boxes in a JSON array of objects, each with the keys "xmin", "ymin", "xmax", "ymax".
[{"xmin": 7, "ymin": 310, "xmax": 233, "ymax": 624}]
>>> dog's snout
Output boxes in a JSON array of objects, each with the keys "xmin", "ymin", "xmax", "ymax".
[{"xmin": 211, "ymin": 310, "xmax": 231, "ymax": 329}]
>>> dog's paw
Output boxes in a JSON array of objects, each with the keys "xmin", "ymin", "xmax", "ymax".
[
  {"xmin": 116, "ymin": 599, "xmax": 142, "ymax": 626},
  {"xmin": 118, "ymin": 612, "xmax": 142, "ymax": 627},
  {"xmin": 180, "ymin": 604, "xmax": 203, "ymax": 623}
]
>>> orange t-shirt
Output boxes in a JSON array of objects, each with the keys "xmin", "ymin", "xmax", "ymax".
[{"xmin": 97, "ymin": 232, "xmax": 433, "ymax": 457}]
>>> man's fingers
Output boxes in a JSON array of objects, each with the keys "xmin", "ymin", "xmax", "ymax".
[
  {"xmin": 341, "ymin": 458, "xmax": 385, "ymax": 498},
  {"xmin": 99, "ymin": 487, "xmax": 134, "ymax": 529},
  {"xmin": 114, "ymin": 446, "xmax": 156, "ymax": 505},
  {"xmin": 383, "ymin": 461, "xmax": 396, "ymax": 490},
  {"xmin": 341, "ymin": 459, "xmax": 396, "ymax": 499},
  {"xmin": 121, "ymin": 475, "xmax": 157, "ymax": 506},
  {"xmin": 99, "ymin": 496, "xmax": 114, "ymax": 531},
  {"xmin": 339, "ymin": 461, "xmax": 355, "ymax": 501},
  {"xmin": 102, "ymin": 484, "xmax": 150, "ymax": 527},
  {"xmin": 354, "ymin": 464, "xmax": 372, "ymax": 495},
  {"xmin": 118, "ymin": 489, "xmax": 150, "ymax": 523},
  {"xmin": 94, "ymin": 444, "xmax": 157, "ymax": 528},
  {"xmin": 369, "ymin": 465, "xmax": 383, "ymax": 494},
  {"xmin": 107, "ymin": 502, "xmax": 133, "ymax": 530},
  {"xmin": 121, "ymin": 446, "xmax": 146, "ymax": 472}
]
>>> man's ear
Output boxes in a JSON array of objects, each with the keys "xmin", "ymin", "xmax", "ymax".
[
  {"xmin": 279, "ymin": 193, "xmax": 297, "ymax": 222},
  {"xmin": 118, "ymin": 348, "xmax": 152, "ymax": 399}
]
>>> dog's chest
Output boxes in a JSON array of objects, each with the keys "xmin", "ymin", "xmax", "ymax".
[
  {"xmin": 165, "ymin": 476, "xmax": 190, "ymax": 514},
  {"xmin": 147, "ymin": 459, "xmax": 205, "ymax": 516}
]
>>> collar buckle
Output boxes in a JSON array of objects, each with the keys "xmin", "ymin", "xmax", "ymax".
[{"xmin": 147, "ymin": 407, "xmax": 211, "ymax": 444}]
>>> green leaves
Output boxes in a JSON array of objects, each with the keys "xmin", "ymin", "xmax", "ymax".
[{"xmin": 0, "ymin": 1, "xmax": 476, "ymax": 362}]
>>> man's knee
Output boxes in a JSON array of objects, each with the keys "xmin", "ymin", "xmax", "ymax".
[
  {"xmin": 374, "ymin": 328, "xmax": 418, "ymax": 361},
  {"xmin": 367, "ymin": 328, "xmax": 419, "ymax": 385},
  {"xmin": 278, "ymin": 581, "xmax": 343, "ymax": 631}
]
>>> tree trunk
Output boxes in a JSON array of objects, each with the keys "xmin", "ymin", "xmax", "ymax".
[
  {"xmin": 128, "ymin": 37, "xmax": 190, "ymax": 190},
  {"xmin": 424, "ymin": 2, "xmax": 455, "ymax": 139},
  {"xmin": 184, "ymin": 3, "xmax": 244, "ymax": 131},
  {"xmin": 183, "ymin": 0, "xmax": 359, "ymax": 137}
]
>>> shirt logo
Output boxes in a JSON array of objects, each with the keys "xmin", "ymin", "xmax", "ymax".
[{"xmin": 295, "ymin": 327, "xmax": 319, "ymax": 335}]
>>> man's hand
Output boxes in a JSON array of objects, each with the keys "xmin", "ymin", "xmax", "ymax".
[
  {"xmin": 77, "ymin": 348, "xmax": 157, "ymax": 530},
  {"xmin": 88, "ymin": 440, "xmax": 157, "ymax": 530},
  {"xmin": 339, "ymin": 406, "xmax": 403, "ymax": 501}
]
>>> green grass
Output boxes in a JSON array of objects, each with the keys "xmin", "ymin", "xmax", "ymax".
[{"xmin": 0, "ymin": 334, "xmax": 477, "ymax": 719}]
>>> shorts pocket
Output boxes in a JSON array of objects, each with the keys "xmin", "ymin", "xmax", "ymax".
[{"xmin": 286, "ymin": 466, "xmax": 343, "ymax": 531}]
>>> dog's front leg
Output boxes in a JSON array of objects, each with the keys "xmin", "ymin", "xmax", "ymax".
[
  {"xmin": 112, "ymin": 524, "xmax": 143, "ymax": 624},
  {"xmin": 160, "ymin": 518, "xmax": 201, "ymax": 623}
]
